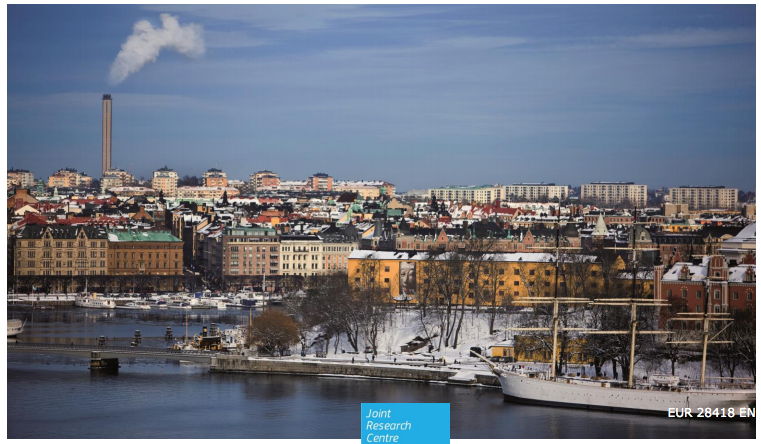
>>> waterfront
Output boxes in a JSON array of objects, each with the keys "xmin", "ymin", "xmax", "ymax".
[{"xmin": 7, "ymin": 307, "xmax": 755, "ymax": 439}]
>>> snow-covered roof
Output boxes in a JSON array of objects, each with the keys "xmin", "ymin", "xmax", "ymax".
[{"xmin": 348, "ymin": 250, "xmax": 571, "ymax": 263}]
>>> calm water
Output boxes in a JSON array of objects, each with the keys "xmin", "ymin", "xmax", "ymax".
[{"xmin": 7, "ymin": 307, "xmax": 756, "ymax": 439}]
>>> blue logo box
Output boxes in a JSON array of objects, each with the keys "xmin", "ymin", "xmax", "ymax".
[{"xmin": 361, "ymin": 403, "xmax": 450, "ymax": 443}]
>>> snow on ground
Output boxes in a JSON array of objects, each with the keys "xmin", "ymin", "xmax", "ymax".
[{"xmin": 294, "ymin": 308, "xmax": 753, "ymax": 382}]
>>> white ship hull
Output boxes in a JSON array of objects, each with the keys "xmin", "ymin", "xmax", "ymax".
[
  {"xmin": 7, "ymin": 319, "xmax": 24, "ymax": 337},
  {"xmin": 74, "ymin": 297, "xmax": 116, "ymax": 309},
  {"xmin": 498, "ymin": 371, "xmax": 755, "ymax": 415}
]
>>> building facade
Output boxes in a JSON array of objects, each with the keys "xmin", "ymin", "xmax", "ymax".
[
  {"xmin": 203, "ymin": 168, "xmax": 228, "ymax": 187},
  {"xmin": 669, "ymin": 186, "xmax": 738, "ymax": 210},
  {"xmin": 503, "ymin": 183, "xmax": 569, "ymax": 202},
  {"xmin": 580, "ymin": 182, "xmax": 647, "ymax": 207},
  {"xmin": 7, "ymin": 168, "xmax": 34, "ymax": 190},
  {"xmin": 47, "ymin": 168, "xmax": 93, "ymax": 189},
  {"xmin": 655, "ymin": 255, "xmax": 755, "ymax": 319},
  {"xmin": 102, "ymin": 168, "xmax": 134, "ymax": 190},
  {"xmin": 308, "ymin": 173, "xmax": 333, "ymax": 191},
  {"xmin": 14, "ymin": 225, "xmax": 108, "ymax": 276},
  {"xmin": 428, "ymin": 185, "xmax": 503, "ymax": 204},
  {"xmin": 250, "ymin": 170, "xmax": 281, "ymax": 190},
  {"xmin": 152, "ymin": 167, "xmax": 179, "ymax": 198},
  {"xmin": 176, "ymin": 186, "xmax": 240, "ymax": 200},
  {"xmin": 107, "ymin": 230, "xmax": 183, "ymax": 276},
  {"xmin": 221, "ymin": 227, "xmax": 280, "ymax": 277}
]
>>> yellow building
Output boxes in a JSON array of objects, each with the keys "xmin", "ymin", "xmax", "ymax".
[
  {"xmin": 347, "ymin": 250, "xmax": 620, "ymax": 306},
  {"xmin": 490, "ymin": 336, "xmax": 593, "ymax": 365}
]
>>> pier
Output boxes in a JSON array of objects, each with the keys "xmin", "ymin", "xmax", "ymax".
[{"xmin": 7, "ymin": 342, "xmax": 216, "ymax": 371}]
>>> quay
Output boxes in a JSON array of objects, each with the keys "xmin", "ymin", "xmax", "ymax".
[{"xmin": 211, "ymin": 355, "xmax": 500, "ymax": 387}]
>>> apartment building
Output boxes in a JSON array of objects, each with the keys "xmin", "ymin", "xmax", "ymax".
[
  {"xmin": 503, "ymin": 183, "xmax": 569, "ymax": 202},
  {"xmin": 152, "ymin": 167, "xmax": 179, "ymax": 198},
  {"xmin": 580, "ymin": 182, "xmax": 647, "ymax": 207},
  {"xmin": 221, "ymin": 227, "xmax": 280, "ymax": 277},
  {"xmin": 7, "ymin": 168, "xmax": 34, "ymax": 189},
  {"xmin": 428, "ymin": 185, "xmax": 502, "ymax": 204},
  {"xmin": 47, "ymin": 168, "xmax": 93, "ymax": 189},
  {"xmin": 250, "ymin": 170, "xmax": 280, "ymax": 190},
  {"xmin": 177, "ymin": 186, "xmax": 240, "ymax": 200},
  {"xmin": 203, "ymin": 168, "xmax": 228, "ymax": 187},
  {"xmin": 669, "ymin": 186, "xmax": 738, "ymax": 210}
]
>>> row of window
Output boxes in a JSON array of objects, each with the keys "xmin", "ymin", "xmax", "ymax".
[{"xmin": 667, "ymin": 289, "xmax": 753, "ymax": 301}]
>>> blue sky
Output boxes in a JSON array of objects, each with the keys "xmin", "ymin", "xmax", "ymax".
[{"xmin": 7, "ymin": 5, "xmax": 756, "ymax": 191}]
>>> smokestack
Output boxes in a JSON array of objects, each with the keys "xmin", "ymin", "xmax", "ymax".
[{"xmin": 102, "ymin": 94, "xmax": 112, "ymax": 176}]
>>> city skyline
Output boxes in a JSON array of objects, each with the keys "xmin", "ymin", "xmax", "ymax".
[{"xmin": 8, "ymin": 5, "xmax": 756, "ymax": 191}]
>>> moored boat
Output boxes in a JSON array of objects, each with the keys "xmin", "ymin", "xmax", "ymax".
[
  {"xmin": 7, "ymin": 319, "xmax": 25, "ymax": 337},
  {"xmin": 75, "ymin": 294, "xmax": 116, "ymax": 309}
]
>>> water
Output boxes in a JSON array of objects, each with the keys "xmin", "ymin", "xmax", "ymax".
[{"xmin": 7, "ymin": 307, "xmax": 756, "ymax": 439}]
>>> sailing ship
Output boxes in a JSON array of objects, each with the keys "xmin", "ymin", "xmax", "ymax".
[{"xmin": 475, "ymin": 213, "xmax": 756, "ymax": 415}]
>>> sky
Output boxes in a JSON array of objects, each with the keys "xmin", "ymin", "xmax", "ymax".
[{"xmin": 7, "ymin": 5, "xmax": 756, "ymax": 192}]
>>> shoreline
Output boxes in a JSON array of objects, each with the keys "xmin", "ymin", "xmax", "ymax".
[{"xmin": 210, "ymin": 355, "xmax": 501, "ymax": 388}]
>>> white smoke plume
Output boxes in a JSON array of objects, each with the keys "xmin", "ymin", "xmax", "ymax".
[{"xmin": 109, "ymin": 14, "xmax": 204, "ymax": 84}]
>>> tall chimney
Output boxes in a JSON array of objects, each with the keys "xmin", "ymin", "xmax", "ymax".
[{"xmin": 102, "ymin": 94, "xmax": 112, "ymax": 176}]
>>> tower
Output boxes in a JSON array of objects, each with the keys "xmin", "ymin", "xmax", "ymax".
[{"xmin": 102, "ymin": 94, "xmax": 112, "ymax": 176}]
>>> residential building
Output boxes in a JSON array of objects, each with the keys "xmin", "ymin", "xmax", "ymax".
[
  {"xmin": 334, "ymin": 181, "xmax": 396, "ymax": 199},
  {"xmin": 280, "ymin": 235, "xmax": 324, "ymax": 276},
  {"xmin": 307, "ymin": 173, "xmax": 333, "ymax": 191},
  {"xmin": 177, "ymin": 186, "xmax": 240, "ymax": 200},
  {"xmin": 102, "ymin": 167, "xmax": 134, "ymax": 190},
  {"xmin": 152, "ymin": 167, "xmax": 179, "ymax": 198},
  {"xmin": 7, "ymin": 168, "xmax": 34, "ymax": 190},
  {"xmin": 428, "ymin": 185, "xmax": 503, "ymax": 204},
  {"xmin": 14, "ymin": 225, "xmax": 108, "ymax": 277},
  {"xmin": 580, "ymin": 182, "xmax": 647, "ymax": 207},
  {"xmin": 203, "ymin": 168, "xmax": 228, "ymax": 187},
  {"xmin": 220, "ymin": 227, "xmax": 280, "ymax": 277},
  {"xmin": 503, "ymin": 183, "xmax": 568, "ymax": 202},
  {"xmin": 250, "ymin": 170, "xmax": 280, "ymax": 190},
  {"xmin": 107, "ymin": 229, "xmax": 183, "ymax": 276},
  {"xmin": 47, "ymin": 168, "xmax": 93, "ymax": 189},
  {"xmin": 669, "ymin": 186, "xmax": 738, "ymax": 210}
]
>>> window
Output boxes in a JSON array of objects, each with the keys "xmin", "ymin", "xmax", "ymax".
[
  {"xmin": 384, "ymin": 278, "xmax": 389, "ymax": 283},
  {"xmin": 514, "ymin": 269, "xmax": 519, "ymax": 275},
  {"xmin": 513, "ymin": 281, "xmax": 519, "ymax": 286},
  {"xmin": 696, "ymin": 290, "xmax": 701, "ymax": 299},
  {"xmin": 384, "ymin": 266, "xmax": 390, "ymax": 272},
  {"xmin": 682, "ymin": 289, "xmax": 687, "ymax": 299},
  {"xmin": 513, "ymin": 291, "xmax": 519, "ymax": 296},
  {"xmin": 591, "ymin": 271, "xmax": 597, "ymax": 277},
  {"xmin": 529, "ymin": 270, "xmax": 535, "ymax": 276},
  {"xmin": 733, "ymin": 292, "xmax": 738, "ymax": 300},
  {"xmin": 667, "ymin": 289, "xmax": 672, "ymax": 298},
  {"xmin": 696, "ymin": 305, "xmax": 701, "ymax": 313},
  {"xmin": 714, "ymin": 305, "xmax": 721, "ymax": 313},
  {"xmin": 748, "ymin": 292, "xmax": 753, "ymax": 301},
  {"xmin": 714, "ymin": 291, "xmax": 720, "ymax": 300}
]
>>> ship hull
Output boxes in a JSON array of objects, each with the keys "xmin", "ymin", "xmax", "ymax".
[{"xmin": 499, "ymin": 372, "xmax": 755, "ymax": 416}]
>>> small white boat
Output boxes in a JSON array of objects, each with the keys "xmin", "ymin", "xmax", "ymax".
[
  {"xmin": 7, "ymin": 319, "xmax": 25, "ymax": 337},
  {"xmin": 75, "ymin": 294, "xmax": 116, "ymax": 309},
  {"xmin": 115, "ymin": 301, "xmax": 151, "ymax": 310},
  {"xmin": 650, "ymin": 374, "xmax": 681, "ymax": 388}
]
